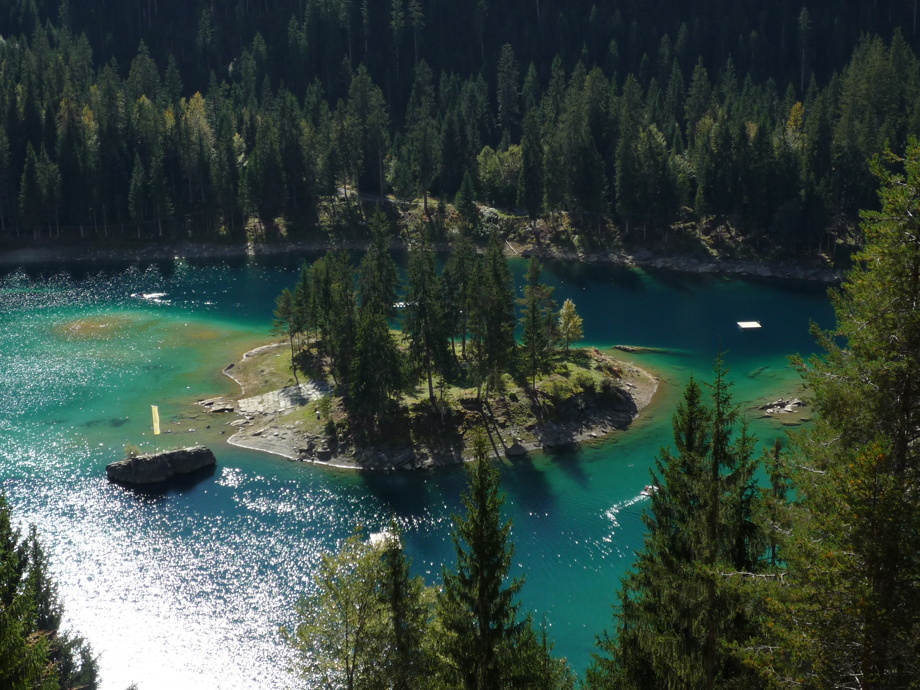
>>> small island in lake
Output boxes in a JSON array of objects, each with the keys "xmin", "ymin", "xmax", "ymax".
[
  {"xmin": 195, "ymin": 241, "xmax": 658, "ymax": 470},
  {"xmin": 199, "ymin": 340, "xmax": 658, "ymax": 470}
]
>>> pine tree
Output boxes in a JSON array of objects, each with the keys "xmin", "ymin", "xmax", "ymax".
[
  {"xmin": 349, "ymin": 307, "xmax": 404, "ymax": 428},
  {"xmin": 272, "ymin": 288, "xmax": 299, "ymax": 380},
  {"xmin": 293, "ymin": 262, "xmax": 313, "ymax": 350},
  {"xmin": 18, "ymin": 144, "xmax": 42, "ymax": 239},
  {"xmin": 312, "ymin": 251, "xmax": 357, "ymax": 386},
  {"xmin": 468, "ymin": 235, "xmax": 516, "ymax": 398},
  {"xmin": 496, "ymin": 43, "xmax": 520, "ymax": 136},
  {"xmin": 405, "ymin": 60, "xmax": 439, "ymax": 216},
  {"xmin": 22, "ymin": 528, "xmax": 99, "ymax": 690},
  {"xmin": 378, "ymin": 521, "xmax": 433, "ymax": 689},
  {"xmin": 518, "ymin": 257, "xmax": 556, "ymax": 389},
  {"xmin": 454, "ymin": 169, "xmax": 478, "ymax": 232},
  {"xmin": 589, "ymin": 362, "xmax": 762, "ymax": 689},
  {"xmin": 517, "ymin": 109, "xmax": 544, "ymax": 230},
  {"xmin": 441, "ymin": 233, "xmax": 477, "ymax": 363},
  {"xmin": 764, "ymin": 139, "xmax": 920, "ymax": 688},
  {"xmin": 128, "ymin": 153, "xmax": 147, "ymax": 232},
  {"xmin": 0, "ymin": 493, "xmax": 97, "ymax": 690},
  {"xmin": 358, "ymin": 209, "xmax": 399, "ymax": 319},
  {"xmin": 436, "ymin": 431, "xmax": 524, "ymax": 689},
  {"xmin": 404, "ymin": 240, "xmax": 448, "ymax": 403}
]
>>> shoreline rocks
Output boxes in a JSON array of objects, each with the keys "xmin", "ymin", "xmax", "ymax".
[
  {"xmin": 106, "ymin": 446, "xmax": 216, "ymax": 485},
  {"xmin": 759, "ymin": 398, "xmax": 806, "ymax": 415},
  {"xmin": 1, "ymin": 239, "xmax": 841, "ymax": 283}
]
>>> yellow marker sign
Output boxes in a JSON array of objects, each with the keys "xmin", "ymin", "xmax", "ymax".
[{"xmin": 151, "ymin": 405, "xmax": 161, "ymax": 435}]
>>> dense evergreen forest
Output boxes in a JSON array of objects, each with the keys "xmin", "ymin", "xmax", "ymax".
[{"xmin": 2, "ymin": 0, "xmax": 920, "ymax": 256}]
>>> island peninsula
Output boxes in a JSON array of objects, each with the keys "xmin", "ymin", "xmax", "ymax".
[{"xmin": 199, "ymin": 340, "xmax": 658, "ymax": 470}]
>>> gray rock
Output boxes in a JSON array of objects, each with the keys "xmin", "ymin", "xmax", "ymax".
[
  {"xmin": 505, "ymin": 442, "xmax": 528, "ymax": 457},
  {"xmin": 106, "ymin": 446, "xmax": 216, "ymax": 485}
]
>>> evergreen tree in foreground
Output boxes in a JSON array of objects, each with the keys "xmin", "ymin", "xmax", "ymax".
[
  {"xmin": 760, "ymin": 139, "xmax": 920, "ymax": 688},
  {"xmin": 436, "ymin": 432, "xmax": 521, "ymax": 688},
  {"xmin": 588, "ymin": 361, "xmax": 762, "ymax": 689},
  {"xmin": 0, "ymin": 493, "xmax": 98, "ymax": 690},
  {"xmin": 436, "ymin": 431, "xmax": 574, "ymax": 689}
]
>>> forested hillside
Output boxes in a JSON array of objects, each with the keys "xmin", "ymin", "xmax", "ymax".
[{"xmin": 2, "ymin": 1, "xmax": 919, "ymax": 255}]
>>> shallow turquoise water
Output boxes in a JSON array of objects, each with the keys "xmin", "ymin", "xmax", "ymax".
[{"xmin": 0, "ymin": 256, "xmax": 834, "ymax": 689}]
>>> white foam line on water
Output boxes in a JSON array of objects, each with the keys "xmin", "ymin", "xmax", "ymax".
[{"xmin": 604, "ymin": 493, "xmax": 648, "ymax": 523}]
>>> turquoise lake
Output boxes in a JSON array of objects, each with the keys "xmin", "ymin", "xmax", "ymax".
[{"xmin": 0, "ymin": 255, "xmax": 835, "ymax": 689}]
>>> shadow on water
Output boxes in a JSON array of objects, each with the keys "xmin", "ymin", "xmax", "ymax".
[
  {"xmin": 536, "ymin": 259, "xmax": 647, "ymax": 293},
  {"xmin": 109, "ymin": 464, "xmax": 217, "ymax": 501},
  {"xmin": 358, "ymin": 469, "xmax": 442, "ymax": 519},
  {"xmin": 540, "ymin": 444, "xmax": 591, "ymax": 488},
  {"xmin": 500, "ymin": 455, "xmax": 558, "ymax": 515},
  {"xmin": 642, "ymin": 266, "xmax": 721, "ymax": 294}
]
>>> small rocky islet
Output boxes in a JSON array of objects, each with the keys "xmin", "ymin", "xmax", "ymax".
[
  {"xmin": 197, "ymin": 342, "xmax": 660, "ymax": 471},
  {"xmin": 105, "ymin": 446, "xmax": 217, "ymax": 485}
]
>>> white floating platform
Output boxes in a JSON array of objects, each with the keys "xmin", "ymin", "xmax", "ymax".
[{"xmin": 737, "ymin": 321, "xmax": 762, "ymax": 330}]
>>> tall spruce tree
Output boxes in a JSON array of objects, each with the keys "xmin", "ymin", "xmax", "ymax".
[
  {"xmin": 441, "ymin": 233, "xmax": 477, "ymax": 363},
  {"xmin": 311, "ymin": 251, "xmax": 357, "ymax": 386},
  {"xmin": 436, "ymin": 431, "xmax": 575, "ymax": 688},
  {"xmin": 404, "ymin": 239, "xmax": 448, "ymax": 403},
  {"xmin": 518, "ymin": 257, "xmax": 556, "ymax": 389},
  {"xmin": 349, "ymin": 306, "xmax": 404, "ymax": 429},
  {"xmin": 436, "ymin": 431, "xmax": 524, "ymax": 689},
  {"xmin": 588, "ymin": 361, "xmax": 762, "ymax": 689},
  {"xmin": 468, "ymin": 235, "xmax": 516, "ymax": 398},
  {"xmin": 761, "ymin": 140, "xmax": 920, "ymax": 688},
  {"xmin": 293, "ymin": 262, "xmax": 314, "ymax": 350},
  {"xmin": 358, "ymin": 209, "xmax": 399, "ymax": 319},
  {"xmin": 454, "ymin": 170, "xmax": 478, "ymax": 232},
  {"xmin": 378, "ymin": 521, "xmax": 434, "ymax": 689},
  {"xmin": 272, "ymin": 287, "xmax": 299, "ymax": 380},
  {"xmin": 516, "ymin": 109, "xmax": 544, "ymax": 232}
]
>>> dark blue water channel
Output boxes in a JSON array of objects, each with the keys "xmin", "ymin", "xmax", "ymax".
[{"xmin": 0, "ymin": 254, "xmax": 834, "ymax": 689}]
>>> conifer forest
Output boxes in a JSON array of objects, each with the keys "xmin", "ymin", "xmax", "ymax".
[{"xmin": 0, "ymin": 0, "xmax": 918, "ymax": 255}]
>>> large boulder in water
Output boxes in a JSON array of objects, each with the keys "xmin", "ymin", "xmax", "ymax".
[{"xmin": 106, "ymin": 446, "xmax": 216, "ymax": 485}]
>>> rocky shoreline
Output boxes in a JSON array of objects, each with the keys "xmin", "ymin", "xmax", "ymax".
[
  {"xmin": 201, "ymin": 344, "xmax": 660, "ymax": 471},
  {"xmin": 1, "ymin": 239, "xmax": 841, "ymax": 283},
  {"xmin": 516, "ymin": 245, "xmax": 842, "ymax": 282}
]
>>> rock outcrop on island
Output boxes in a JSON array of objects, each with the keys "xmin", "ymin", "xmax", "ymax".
[{"xmin": 106, "ymin": 446, "xmax": 216, "ymax": 485}]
